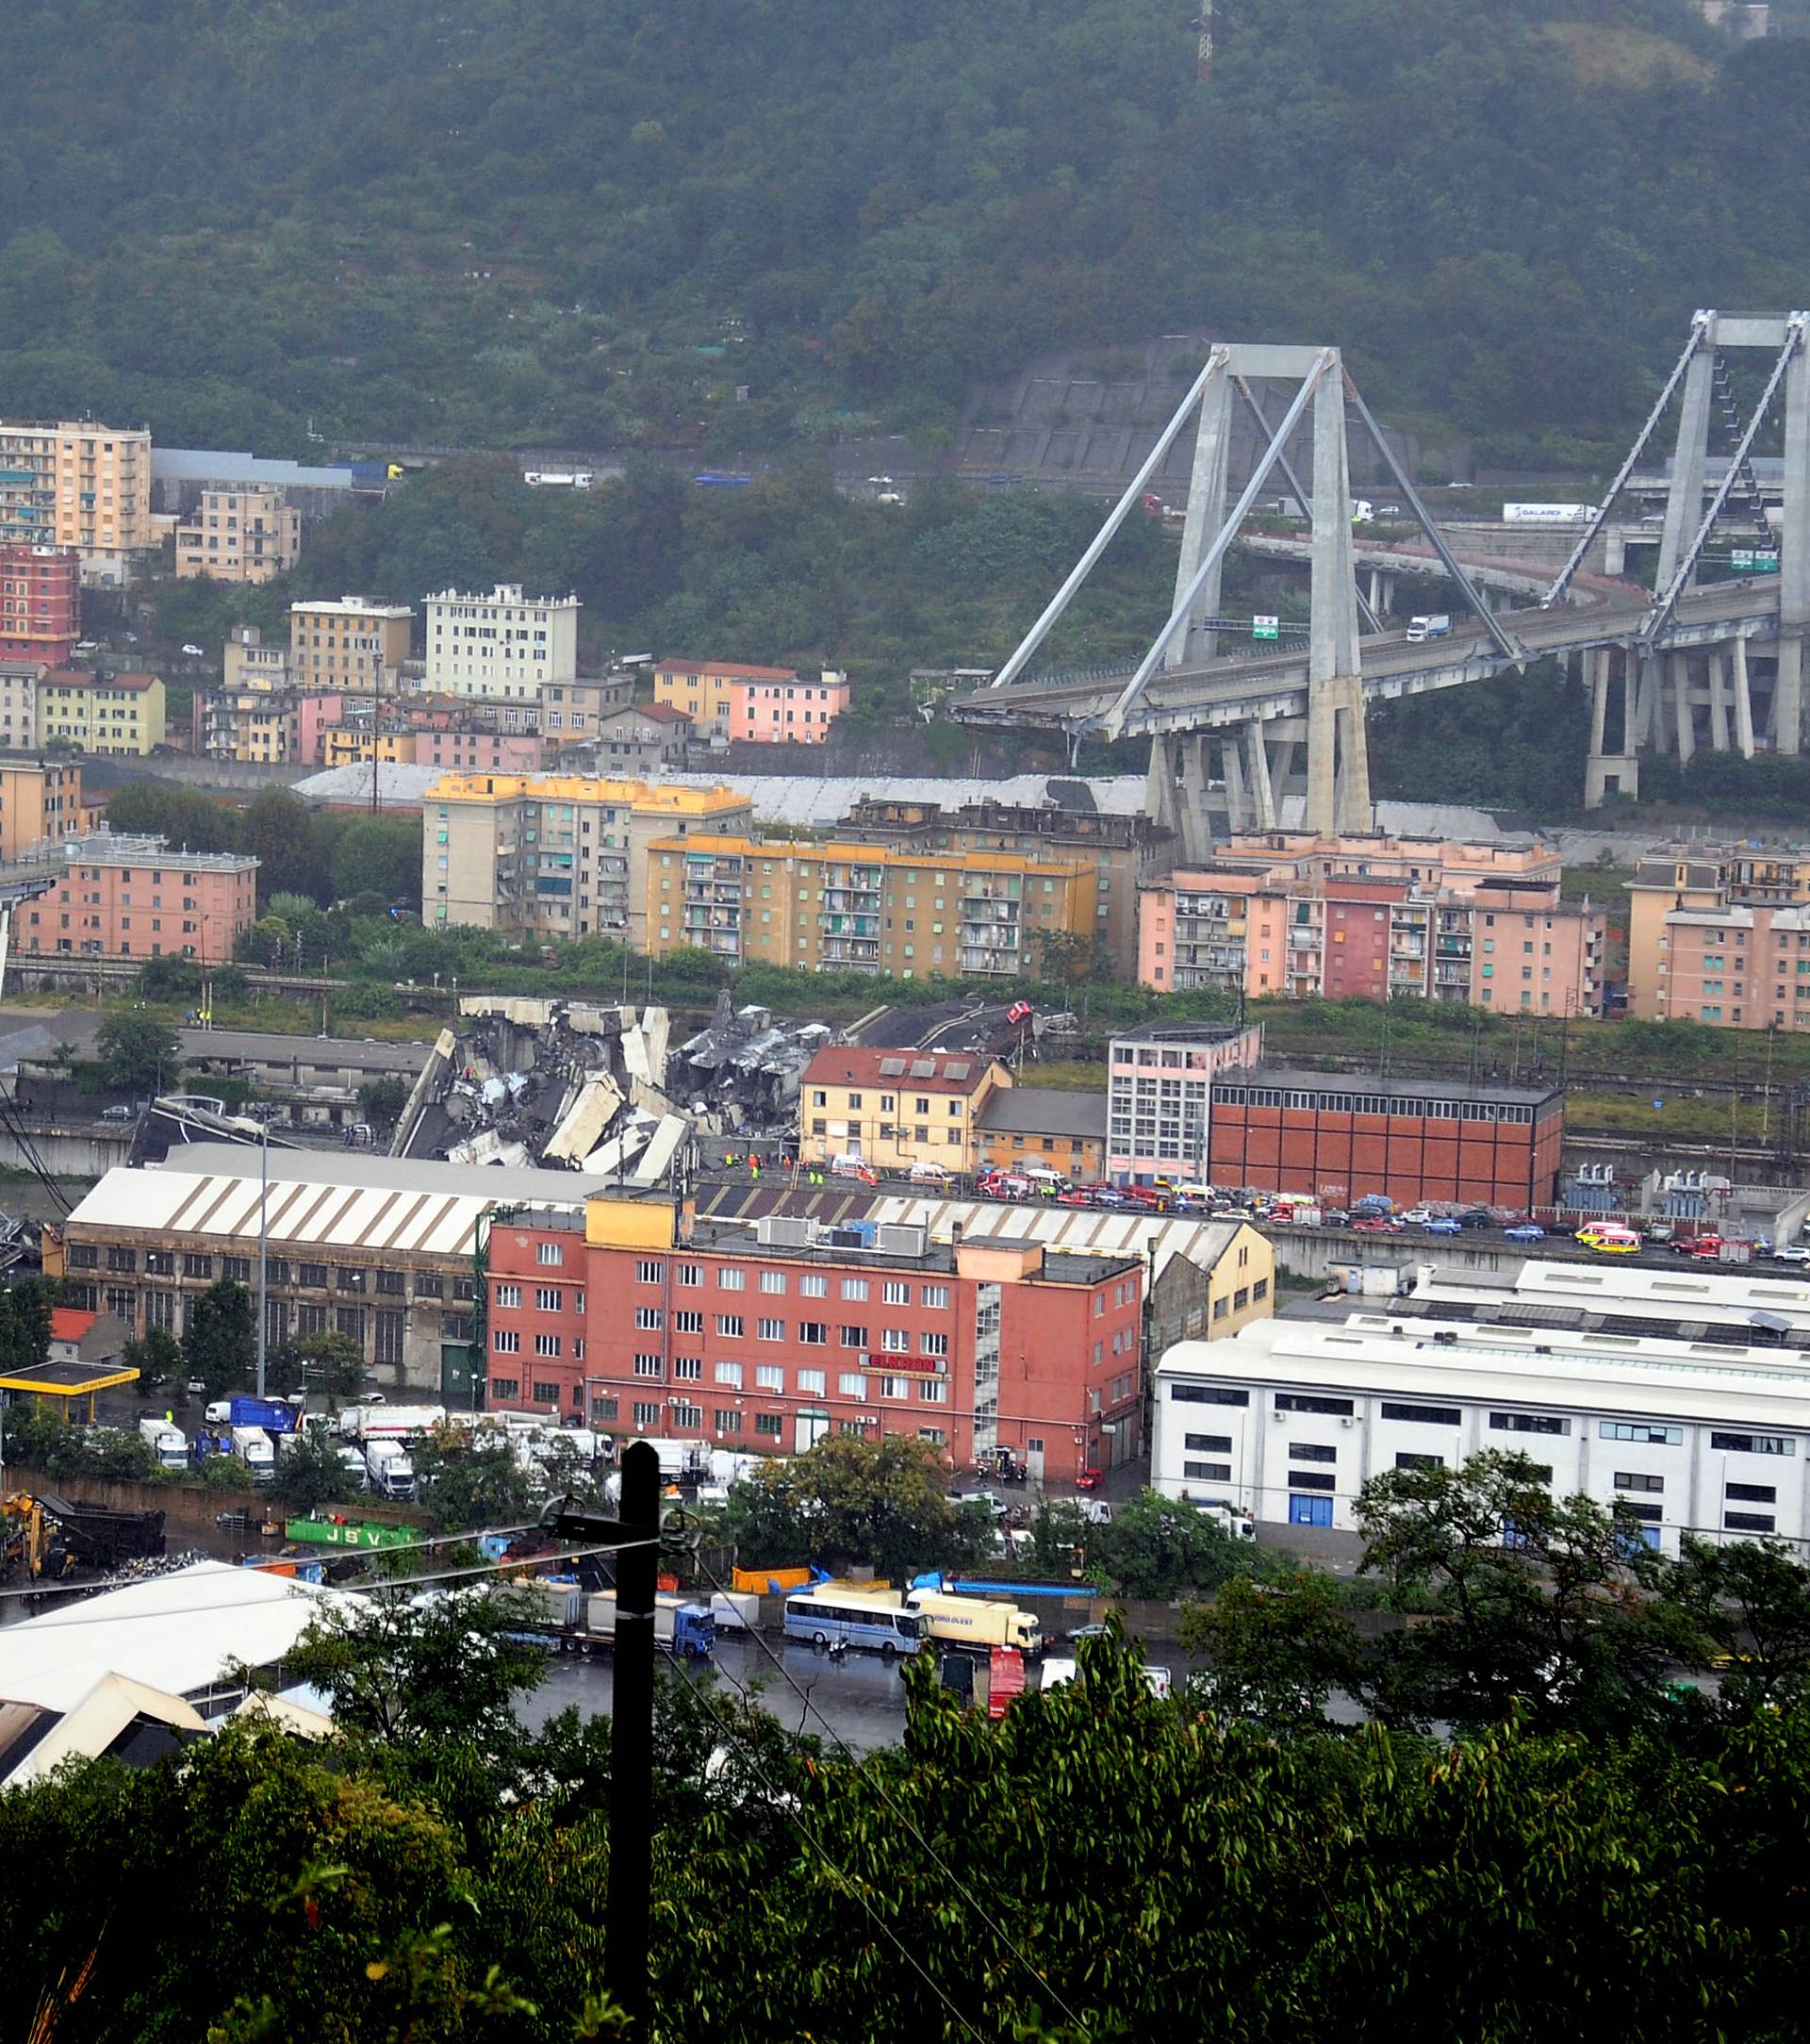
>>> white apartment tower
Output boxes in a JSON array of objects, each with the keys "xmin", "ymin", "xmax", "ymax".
[{"xmin": 422, "ymin": 584, "xmax": 580, "ymax": 701}]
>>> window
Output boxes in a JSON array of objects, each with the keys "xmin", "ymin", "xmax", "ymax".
[
  {"xmin": 756, "ymin": 1363, "xmax": 784, "ymax": 1391},
  {"xmin": 841, "ymin": 1325, "xmax": 868, "ymax": 1349},
  {"xmin": 920, "ymin": 1379, "xmax": 947, "ymax": 1404},
  {"xmin": 1489, "ymin": 1411, "xmax": 1571, "ymax": 1436},
  {"xmin": 1379, "ymin": 1401, "xmax": 1461, "ymax": 1426},
  {"xmin": 715, "ymin": 1361, "xmax": 744, "ymax": 1388},
  {"xmin": 1287, "ymin": 1471, "xmax": 1336, "ymax": 1492},
  {"xmin": 415, "ymin": 1273, "xmax": 444, "ymax": 1299},
  {"xmin": 1600, "ymin": 1422, "xmax": 1683, "ymax": 1445},
  {"xmin": 799, "ymin": 1274, "xmax": 828, "ymax": 1298},
  {"xmin": 496, "ymin": 1283, "xmax": 521, "ymax": 1310},
  {"xmin": 922, "ymin": 1332, "xmax": 948, "ymax": 1359},
  {"xmin": 1184, "ymin": 1460, "xmax": 1232, "ymax": 1481},
  {"xmin": 633, "ymin": 1401, "xmax": 662, "ymax": 1430},
  {"xmin": 718, "ymin": 1266, "xmax": 746, "ymax": 1291},
  {"xmin": 1614, "ymin": 1472, "xmax": 1664, "ymax": 1493},
  {"xmin": 537, "ymin": 1242, "xmax": 563, "ymax": 1266},
  {"xmin": 636, "ymin": 1260, "xmax": 664, "ymax": 1284},
  {"xmin": 491, "ymin": 1377, "xmax": 520, "ymax": 1401},
  {"xmin": 883, "ymin": 1280, "xmax": 911, "ymax": 1306},
  {"xmin": 676, "ymin": 1262, "xmax": 702, "ymax": 1287},
  {"xmin": 1725, "ymin": 1511, "xmax": 1777, "ymax": 1533},
  {"xmin": 716, "ymin": 1312, "xmax": 745, "ymax": 1338},
  {"xmin": 839, "ymin": 1372, "xmax": 867, "ymax": 1395},
  {"xmin": 377, "ymin": 1268, "xmax": 406, "ymax": 1297},
  {"xmin": 634, "ymin": 1306, "xmax": 664, "ymax": 1331},
  {"xmin": 798, "ymin": 1320, "xmax": 828, "ymax": 1345},
  {"xmin": 760, "ymin": 1270, "xmax": 786, "ymax": 1294},
  {"xmin": 298, "ymin": 1261, "xmax": 328, "ymax": 1288},
  {"xmin": 529, "ymin": 1332, "xmax": 557, "ymax": 1358},
  {"xmin": 755, "ymin": 1412, "xmax": 784, "ymax": 1437},
  {"xmin": 336, "ymin": 1267, "xmax": 366, "ymax": 1294},
  {"xmin": 758, "ymin": 1317, "xmax": 785, "ymax": 1342},
  {"xmin": 223, "ymin": 1256, "xmax": 252, "ymax": 1284},
  {"xmin": 1275, "ymin": 1393, "xmax": 1353, "ymax": 1416},
  {"xmin": 1185, "ymin": 1433, "xmax": 1233, "ymax": 1454},
  {"xmin": 634, "ymin": 1354, "xmax": 663, "ymax": 1378},
  {"xmin": 921, "ymin": 1284, "xmax": 949, "ymax": 1310},
  {"xmin": 674, "ymin": 1357, "xmax": 702, "ymax": 1381},
  {"xmin": 880, "ymin": 1327, "xmax": 910, "ymax": 1353},
  {"xmin": 841, "ymin": 1278, "xmax": 869, "ymax": 1302},
  {"xmin": 1726, "ymin": 1482, "xmax": 1777, "ymax": 1504},
  {"xmin": 1709, "ymin": 1431, "xmax": 1795, "ymax": 1457},
  {"xmin": 535, "ymin": 1286, "xmax": 562, "ymax": 1311},
  {"xmin": 1171, "ymin": 1384, "xmax": 1248, "ymax": 1406},
  {"xmin": 1395, "ymin": 1452, "xmax": 1442, "ymax": 1471},
  {"xmin": 182, "ymin": 1253, "xmax": 211, "ymax": 1279},
  {"xmin": 798, "ymin": 1369, "xmax": 827, "ymax": 1394},
  {"xmin": 1288, "ymin": 1442, "xmax": 1336, "ymax": 1463},
  {"xmin": 674, "ymin": 1309, "xmax": 703, "ymax": 1334},
  {"xmin": 494, "ymin": 1329, "xmax": 520, "ymax": 1354}
]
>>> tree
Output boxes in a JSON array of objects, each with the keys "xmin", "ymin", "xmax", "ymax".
[
  {"xmin": 1670, "ymin": 1534, "xmax": 1810, "ymax": 1713},
  {"xmin": 0, "ymin": 1278, "xmax": 55, "ymax": 1381},
  {"xmin": 272, "ymin": 1328, "xmax": 365, "ymax": 1400},
  {"xmin": 1179, "ymin": 1567, "xmax": 1361, "ymax": 1728},
  {"xmin": 94, "ymin": 1013, "xmax": 180, "ymax": 1096},
  {"xmin": 724, "ymin": 1432, "xmax": 986, "ymax": 1580},
  {"xmin": 123, "ymin": 1324, "xmax": 183, "ymax": 1387},
  {"xmin": 1085, "ymin": 1490, "xmax": 1262, "ymax": 1601},
  {"xmin": 411, "ymin": 1430, "xmax": 535, "ymax": 1533},
  {"xmin": 184, "ymin": 1278, "xmax": 255, "ymax": 1399},
  {"xmin": 268, "ymin": 1425, "xmax": 362, "ymax": 1512},
  {"xmin": 279, "ymin": 1584, "xmax": 548, "ymax": 1749},
  {"xmin": 239, "ymin": 784, "xmax": 331, "ymax": 905},
  {"xmin": 356, "ymin": 1075, "xmax": 409, "ymax": 1125},
  {"xmin": 1354, "ymin": 1449, "xmax": 1693, "ymax": 1734}
]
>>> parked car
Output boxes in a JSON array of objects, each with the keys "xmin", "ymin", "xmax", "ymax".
[
  {"xmin": 1075, "ymin": 1467, "xmax": 1104, "ymax": 1492},
  {"xmin": 1772, "ymin": 1243, "xmax": 1810, "ymax": 1265},
  {"xmin": 1422, "ymin": 1216, "xmax": 1463, "ymax": 1236},
  {"xmin": 1056, "ymin": 1188, "xmax": 1095, "ymax": 1207},
  {"xmin": 1399, "ymin": 1207, "xmax": 1434, "ymax": 1226},
  {"xmin": 100, "ymin": 1103, "xmax": 135, "ymax": 1121},
  {"xmin": 1456, "ymin": 1209, "xmax": 1492, "ymax": 1229},
  {"xmin": 180, "ymin": 641, "xmax": 206, "ymax": 657},
  {"xmin": 1504, "ymin": 1224, "xmax": 1546, "ymax": 1243},
  {"xmin": 1351, "ymin": 1217, "xmax": 1394, "ymax": 1234},
  {"xmin": 1090, "ymin": 1185, "xmax": 1128, "ymax": 1208},
  {"xmin": 1322, "ymin": 1209, "xmax": 1351, "ymax": 1228}
]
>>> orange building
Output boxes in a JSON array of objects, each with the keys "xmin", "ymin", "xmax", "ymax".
[
  {"xmin": 0, "ymin": 546, "xmax": 79, "ymax": 666},
  {"xmin": 1625, "ymin": 848, "xmax": 1810, "ymax": 1029},
  {"xmin": 1206, "ymin": 1069, "xmax": 1564, "ymax": 1211},
  {"xmin": 17, "ymin": 834, "xmax": 257, "ymax": 964},
  {"xmin": 0, "ymin": 757, "xmax": 93, "ymax": 860}
]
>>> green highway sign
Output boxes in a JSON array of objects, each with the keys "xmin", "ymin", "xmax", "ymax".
[
  {"xmin": 1731, "ymin": 550, "xmax": 1780, "ymax": 572},
  {"xmin": 1252, "ymin": 614, "xmax": 1279, "ymax": 640}
]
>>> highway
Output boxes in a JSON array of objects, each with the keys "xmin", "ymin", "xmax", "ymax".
[{"xmin": 954, "ymin": 568, "xmax": 1782, "ymax": 736}]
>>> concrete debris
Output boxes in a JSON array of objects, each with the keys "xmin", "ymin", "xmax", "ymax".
[
  {"xmin": 544, "ymin": 1075, "xmax": 625, "ymax": 1164},
  {"xmin": 673, "ymin": 993, "xmax": 832, "ymax": 1134}
]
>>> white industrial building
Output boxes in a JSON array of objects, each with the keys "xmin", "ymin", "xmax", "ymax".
[
  {"xmin": 1154, "ymin": 1260, "xmax": 1810, "ymax": 1553},
  {"xmin": 422, "ymin": 582, "xmax": 580, "ymax": 700}
]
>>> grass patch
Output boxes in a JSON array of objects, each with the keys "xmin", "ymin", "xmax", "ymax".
[{"xmin": 1538, "ymin": 24, "xmax": 1711, "ymax": 91}]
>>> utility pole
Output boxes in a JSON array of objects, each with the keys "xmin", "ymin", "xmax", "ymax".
[{"xmin": 255, "ymin": 1119, "xmax": 270, "ymax": 1398}]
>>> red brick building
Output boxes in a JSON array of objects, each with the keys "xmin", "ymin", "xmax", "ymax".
[
  {"xmin": 1206, "ymin": 1068, "xmax": 1564, "ymax": 1211},
  {"xmin": 0, "ymin": 545, "xmax": 79, "ymax": 667},
  {"xmin": 485, "ymin": 1208, "xmax": 1145, "ymax": 1483},
  {"xmin": 1318, "ymin": 879, "xmax": 1401, "ymax": 999}
]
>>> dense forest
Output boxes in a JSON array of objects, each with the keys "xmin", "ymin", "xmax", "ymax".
[{"xmin": 5, "ymin": 0, "xmax": 1809, "ymax": 461}]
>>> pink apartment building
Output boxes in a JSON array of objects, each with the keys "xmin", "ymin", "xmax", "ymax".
[
  {"xmin": 18, "ymin": 834, "xmax": 257, "ymax": 964},
  {"xmin": 294, "ymin": 693, "xmax": 346, "ymax": 766},
  {"xmin": 727, "ymin": 668, "xmax": 849, "ymax": 745},
  {"xmin": 415, "ymin": 729, "xmax": 542, "ymax": 773}
]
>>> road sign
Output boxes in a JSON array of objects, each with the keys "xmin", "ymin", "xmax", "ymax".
[
  {"xmin": 1732, "ymin": 550, "xmax": 1780, "ymax": 573},
  {"xmin": 1252, "ymin": 614, "xmax": 1279, "ymax": 640}
]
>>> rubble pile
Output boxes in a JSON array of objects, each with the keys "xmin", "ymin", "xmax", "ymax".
[{"xmin": 670, "ymin": 993, "xmax": 831, "ymax": 1137}]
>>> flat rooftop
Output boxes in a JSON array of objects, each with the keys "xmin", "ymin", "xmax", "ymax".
[
  {"xmin": 687, "ymin": 1215, "xmax": 1138, "ymax": 1286},
  {"xmin": 1216, "ymin": 1066, "xmax": 1562, "ymax": 1109}
]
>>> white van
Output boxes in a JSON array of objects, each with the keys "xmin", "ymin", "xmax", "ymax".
[{"xmin": 908, "ymin": 1160, "xmax": 953, "ymax": 1187}]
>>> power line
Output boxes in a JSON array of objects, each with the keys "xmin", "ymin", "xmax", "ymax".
[
  {"xmin": 663, "ymin": 1639, "xmax": 995, "ymax": 2044},
  {"xmin": 694, "ymin": 1554, "xmax": 1094, "ymax": 2039}
]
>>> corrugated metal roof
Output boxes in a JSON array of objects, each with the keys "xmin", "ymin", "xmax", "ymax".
[
  {"xmin": 67, "ymin": 1144, "xmax": 629, "ymax": 1258},
  {"xmin": 864, "ymin": 1195, "xmax": 1249, "ymax": 1283}
]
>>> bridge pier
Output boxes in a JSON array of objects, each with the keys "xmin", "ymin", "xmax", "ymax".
[
  {"xmin": 1733, "ymin": 635, "xmax": 1756, "ymax": 757},
  {"xmin": 1707, "ymin": 648, "xmax": 1730, "ymax": 753},
  {"xmin": 1583, "ymin": 645, "xmax": 1641, "ymax": 806}
]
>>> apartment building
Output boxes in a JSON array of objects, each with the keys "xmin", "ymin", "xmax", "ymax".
[
  {"xmin": 0, "ymin": 420, "xmax": 154, "ymax": 584},
  {"xmin": 1105, "ymin": 1020, "xmax": 1268, "ymax": 1183},
  {"xmin": 726, "ymin": 668, "xmax": 850, "ymax": 745},
  {"xmin": 0, "ymin": 546, "xmax": 79, "ymax": 666},
  {"xmin": 36, "ymin": 670, "xmax": 166, "ymax": 755},
  {"xmin": 422, "ymin": 584, "xmax": 580, "ymax": 701},
  {"xmin": 414, "ymin": 728, "xmax": 542, "ymax": 775},
  {"xmin": 486, "ymin": 1201, "xmax": 1146, "ymax": 1482},
  {"xmin": 323, "ymin": 729, "xmax": 418, "ymax": 769},
  {"xmin": 798, "ymin": 1045, "xmax": 1012, "ymax": 1173},
  {"xmin": 1153, "ymin": 1262, "xmax": 1810, "ymax": 1546},
  {"xmin": 0, "ymin": 757, "xmax": 93, "ymax": 859},
  {"xmin": 289, "ymin": 597, "xmax": 413, "ymax": 694},
  {"xmin": 203, "ymin": 687, "xmax": 297, "ymax": 765},
  {"xmin": 568, "ymin": 701, "xmax": 693, "ymax": 773},
  {"xmin": 0, "ymin": 663, "xmax": 41, "ymax": 753},
  {"xmin": 644, "ymin": 835, "xmax": 1096, "ymax": 980},
  {"xmin": 16, "ymin": 833, "xmax": 257, "ymax": 964},
  {"xmin": 973, "ymin": 1089, "xmax": 1109, "ymax": 1181},
  {"xmin": 174, "ymin": 486, "xmax": 303, "ymax": 583},
  {"xmin": 840, "ymin": 796, "xmax": 1160, "ymax": 978},
  {"xmin": 1625, "ymin": 847, "xmax": 1810, "ymax": 1028},
  {"xmin": 1140, "ymin": 832, "xmax": 1603, "ymax": 1016},
  {"xmin": 222, "ymin": 624, "xmax": 292, "ymax": 692},
  {"xmin": 425, "ymin": 772, "xmax": 753, "ymax": 948},
  {"xmin": 538, "ymin": 674, "xmax": 634, "ymax": 745},
  {"xmin": 653, "ymin": 659, "xmax": 793, "ymax": 738}
]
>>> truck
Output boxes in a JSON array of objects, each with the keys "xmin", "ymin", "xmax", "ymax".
[
  {"xmin": 522, "ymin": 1583, "xmax": 715, "ymax": 1660},
  {"xmin": 338, "ymin": 1404, "xmax": 446, "ymax": 1442},
  {"xmin": 1406, "ymin": 614, "xmax": 1452, "ymax": 642},
  {"xmin": 1502, "ymin": 503, "xmax": 1597, "ymax": 526},
  {"xmin": 364, "ymin": 1438, "xmax": 416, "ymax": 1502},
  {"xmin": 229, "ymin": 1395, "xmax": 299, "ymax": 1437},
  {"xmin": 137, "ymin": 1417, "xmax": 188, "ymax": 1470},
  {"xmin": 524, "ymin": 470, "xmax": 595, "ymax": 490},
  {"xmin": 230, "ymin": 1426, "xmax": 276, "ymax": 1480},
  {"xmin": 627, "ymin": 1436, "xmax": 712, "ymax": 1484},
  {"xmin": 904, "ymin": 1588, "xmax": 1042, "ymax": 1656},
  {"xmin": 286, "ymin": 1513, "xmax": 421, "ymax": 1552}
]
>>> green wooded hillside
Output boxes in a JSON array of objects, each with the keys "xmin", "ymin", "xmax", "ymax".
[{"xmin": 4, "ymin": 0, "xmax": 1805, "ymax": 459}]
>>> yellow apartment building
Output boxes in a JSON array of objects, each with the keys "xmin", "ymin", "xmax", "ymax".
[
  {"xmin": 37, "ymin": 669, "xmax": 166, "ymax": 756},
  {"xmin": 0, "ymin": 757, "xmax": 93, "ymax": 859},
  {"xmin": 798, "ymin": 1044, "xmax": 1013, "ymax": 1171},
  {"xmin": 222, "ymin": 624, "xmax": 292, "ymax": 692},
  {"xmin": 643, "ymin": 834, "xmax": 1096, "ymax": 979},
  {"xmin": 289, "ymin": 597, "xmax": 413, "ymax": 694},
  {"xmin": 0, "ymin": 419, "xmax": 155, "ymax": 584},
  {"xmin": 175, "ymin": 486, "xmax": 303, "ymax": 584},
  {"xmin": 425, "ymin": 772, "xmax": 753, "ymax": 948},
  {"xmin": 323, "ymin": 729, "xmax": 418, "ymax": 768}
]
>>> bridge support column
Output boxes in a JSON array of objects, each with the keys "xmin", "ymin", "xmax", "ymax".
[
  {"xmin": 1673, "ymin": 651, "xmax": 1695, "ymax": 764},
  {"xmin": 1707, "ymin": 648, "xmax": 1731, "ymax": 753},
  {"xmin": 1146, "ymin": 732, "xmax": 1218, "ymax": 864},
  {"xmin": 1366, "ymin": 569, "xmax": 1383, "ymax": 616},
  {"xmin": 1244, "ymin": 722, "xmax": 1277, "ymax": 829},
  {"xmin": 1380, "ymin": 573, "xmax": 1395, "ymax": 615},
  {"xmin": 1779, "ymin": 638, "xmax": 1804, "ymax": 756},
  {"xmin": 1583, "ymin": 647, "xmax": 1640, "ymax": 806},
  {"xmin": 1734, "ymin": 635, "xmax": 1756, "ymax": 757},
  {"xmin": 1220, "ymin": 732, "xmax": 1248, "ymax": 831},
  {"xmin": 1305, "ymin": 371, "xmax": 1370, "ymax": 834},
  {"xmin": 1168, "ymin": 367, "xmax": 1234, "ymax": 667},
  {"xmin": 1777, "ymin": 323, "xmax": 1810, "ymax": 754},
  {"xmin": 1656, "ymin": 330, "xmax": 1719, "ymax": 592}
]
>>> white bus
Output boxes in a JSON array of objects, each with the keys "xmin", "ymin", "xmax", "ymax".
[{"xmin": 782, "ymin": 1589, "xmax": 924, "ymax": 1658}]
